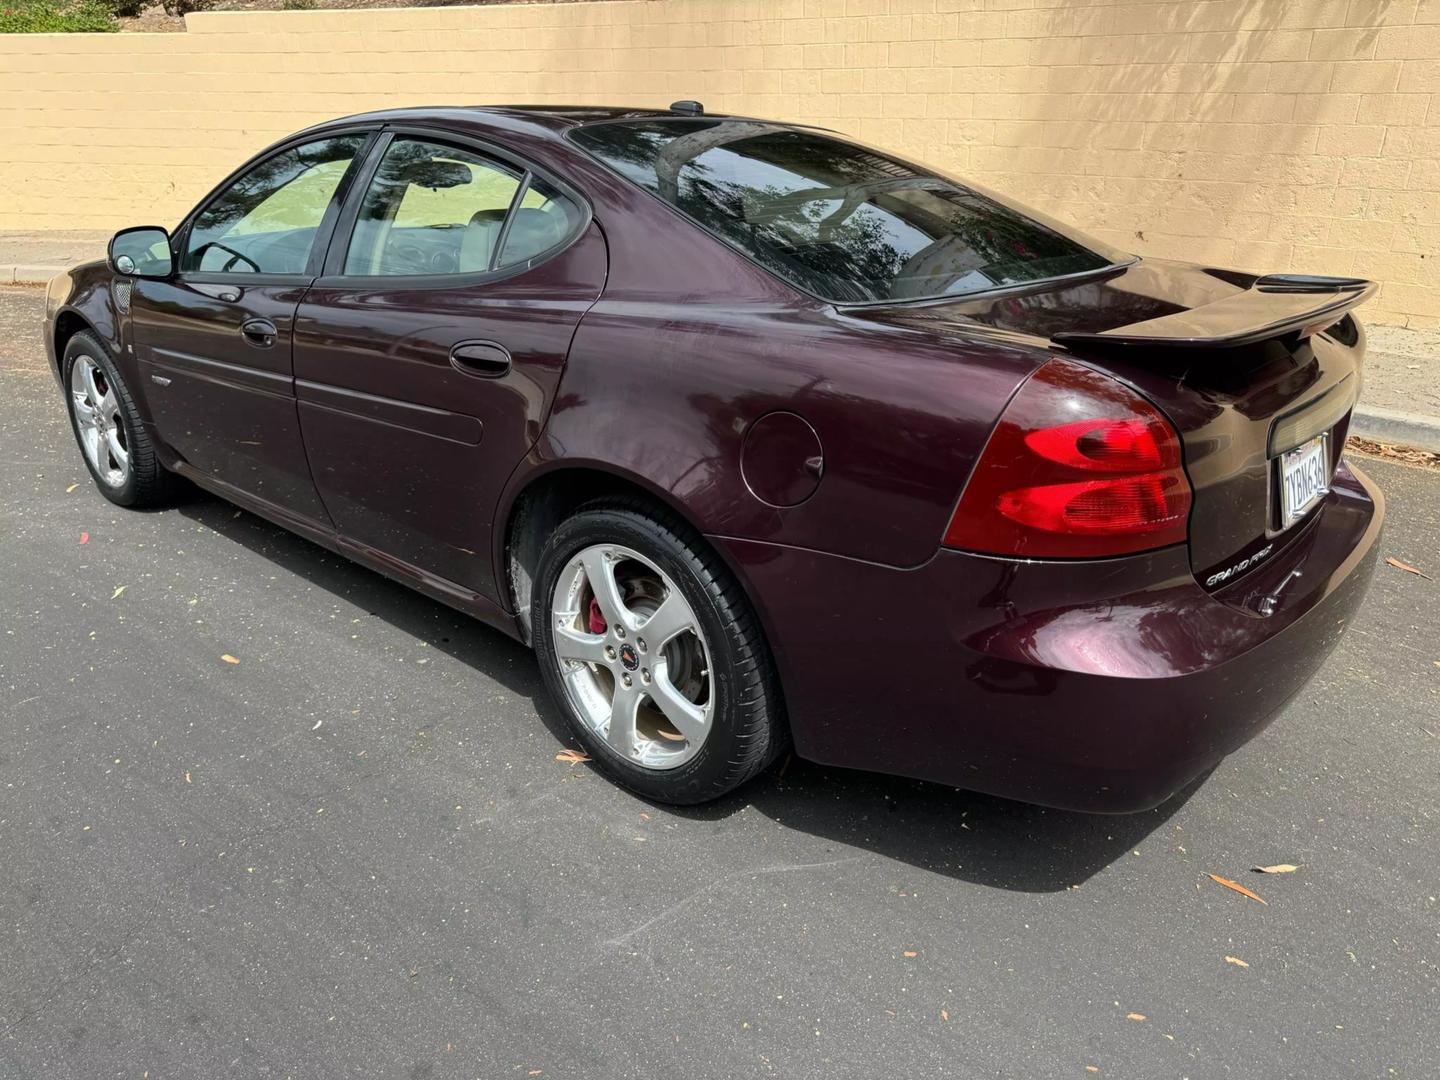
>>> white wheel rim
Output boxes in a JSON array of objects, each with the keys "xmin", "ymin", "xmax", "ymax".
[
  {"xmin": 70, "ymin": 355, "xmax": 129, "ymax": 488},
  {"xmin": 550, "ymin": 543, "xmax": 714, "ymax": 770}
]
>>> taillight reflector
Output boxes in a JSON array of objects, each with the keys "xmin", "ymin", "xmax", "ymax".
[{"xmin": 943, "ymin": 358, "xmax": 1192, "ymax": 558}]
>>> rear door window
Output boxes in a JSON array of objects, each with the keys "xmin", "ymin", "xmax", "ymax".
[
  {"xmin": 498, "ymin": 175, "xmax": 584, "ymax": 266},
  {"xmin": 342, "ymin": 137, "xmax": 581, "ymax": 277},
  {"xmin": 569, "ymin": 119, "xmax": 1122, "ymax": 304}
]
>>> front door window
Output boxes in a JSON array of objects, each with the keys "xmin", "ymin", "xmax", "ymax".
[{"xmin": 183, "ymin": 134, "xmax": 368, "ymax": 275}]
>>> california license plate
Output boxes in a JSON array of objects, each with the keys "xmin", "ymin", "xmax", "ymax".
[{"xmin": 1279, "ymin": 433, "xmax": 1329, "ymax": 528}]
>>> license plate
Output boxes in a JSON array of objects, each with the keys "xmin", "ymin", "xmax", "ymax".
[{"xmin": 1278, "ymin": 434, "xmax": 1329, "ymax": 528}]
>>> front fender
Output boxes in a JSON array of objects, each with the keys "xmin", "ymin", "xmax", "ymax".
[{"xmin": 45, "ymin": 259, "xmax": 122, "ymax": 386}]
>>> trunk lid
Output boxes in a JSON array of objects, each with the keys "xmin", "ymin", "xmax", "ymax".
[{"xmin": 864, "ymin": 258, "xmax": 1373, "ymax": 588}]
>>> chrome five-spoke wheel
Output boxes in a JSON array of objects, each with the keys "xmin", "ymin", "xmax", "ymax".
[
  {"xmin": 70, "ymin": 353, "xmax": 129, "ymax": 488},
  {"xmin": 550, "ymin": 543, "xmax": 713, "ymax": 770}
]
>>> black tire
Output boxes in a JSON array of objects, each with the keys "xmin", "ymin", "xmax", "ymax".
[
  {"xmin": 63, "ymin": 330, "xmax": 178, "ymax": 508},
  {"xmin": 532, "ymin": 497, "xmax": 787, "ymax": 804}
]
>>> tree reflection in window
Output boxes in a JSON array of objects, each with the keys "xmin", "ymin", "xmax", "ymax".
[
  {"xmin": 184, "ymin": 135, "xmax": 366, "ymax": 274},
  {"xmin": 572, "ymin": 120, "xmax": 1122, "ymax": 304},
  {"xmin": 344, "ymin": 137, "xmax": 541, "ymax": 276}
]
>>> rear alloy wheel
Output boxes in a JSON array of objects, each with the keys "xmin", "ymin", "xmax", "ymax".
[
  {"xmin": 532, "ymin": 500, "xmax": 785, "ymax": 803},
  {"xmin": 63, "ymin": 330, "xmax": 177, "ymax": 508},
  {"xmin": 551, "ymin": 542, "xmax": 714, "ymax": 769}
]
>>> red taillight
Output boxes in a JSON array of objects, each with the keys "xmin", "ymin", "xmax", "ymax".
[{"xmin": 943, "ymin": 357, "xmax": 1192, "ymax": 558}]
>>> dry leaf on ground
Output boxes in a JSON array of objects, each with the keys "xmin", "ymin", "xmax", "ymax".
[
  {"xmin": 1252, "ymin": 863, "xmax": 1299, "ymax": 874},
  {"xmin": 221, "ymin": 654, "xmax": 240, "ymax": 665},
  {"xmin": 1126, "ymin": 1013, "xmax": 1146, "ymax": 1022},
  {"xmin": 1385, "ymin": 557, "xmax": 1432, "ymax": 580},
  {"xmin": 1207, "ymin": 874, "xmax": 1268, "ymax": 905},
  {"xmin": 66, "ymin": 483, "xmax": 78, "ymax": 493},
  {"xmin": 555, "ymin": 749, "xmax": 590, "ymax": 764},
  {"xmin": 1224, "ymin": 956, "xmax": 1250, "ymax": 968},
  {"xmin": 1347, "ymin": 437, "xmax": 1440, "ymax": 470}
]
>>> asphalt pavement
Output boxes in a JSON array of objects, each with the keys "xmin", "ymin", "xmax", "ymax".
[{"xmin": 2, "ymin": 284, "xmax": 1437, "ymax": 1080}]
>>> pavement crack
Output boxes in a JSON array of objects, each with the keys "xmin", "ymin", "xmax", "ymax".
[
  {"xmin": 0, "ymin": 917, "xmax": 146, "ymax": 1041},
  {"xmin": 602, "ymin": 855, "xmax": 864, "ymax": 949}
]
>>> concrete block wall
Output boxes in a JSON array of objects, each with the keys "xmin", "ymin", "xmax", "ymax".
[{"xmin": 2, "ymin": 0, "xmax": 1437, "ymax": 325}]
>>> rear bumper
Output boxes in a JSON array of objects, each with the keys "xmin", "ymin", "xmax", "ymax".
[{"xmin": 718, "ymin": 459, "xmax": 1383, "ymax": 813}]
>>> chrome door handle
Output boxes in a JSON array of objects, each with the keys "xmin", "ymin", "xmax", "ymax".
[
  {"xmin": 450, "ymin": 341, "xmax": 511, "ymax": 378},
  {"xmin": 240, "ymin": 318, "xmax": 277, "ymax": 348}
]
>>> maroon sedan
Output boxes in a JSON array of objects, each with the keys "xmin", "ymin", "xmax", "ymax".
[{"xmin": 44, "ymin": 103, "xmax": 1382, "ymax": 811}]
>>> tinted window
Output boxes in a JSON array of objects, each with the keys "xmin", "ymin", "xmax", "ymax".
[
  {"xmin": 184, "ymin": 135, "xmax": 366, "ymax": 275},
  {"xmin": 570, "ymin": 119, "xmax": 1119, "ymax": 304},
  {"xmin": 343, "ymin": 137, "xmax": 581, "ymax": 277},
  {"xmin": 345, "ymin": 138, "xmax": 520, "ymax": 276},
  {"xmin": 499, "ymin": 175, "xmax": 583, "ymax": 266}
]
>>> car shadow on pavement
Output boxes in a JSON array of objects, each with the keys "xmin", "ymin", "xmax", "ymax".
[
  {"xmin": 177, "ymin": 493, "xmax": 550, "ymax": 707},
  {"xmin": 695, "ymin": 761, "xmax": 1202, "ymax": 893},
  {"xmin": 179, "ymin": 492, "xmax": 1196, "ymax": 895}
]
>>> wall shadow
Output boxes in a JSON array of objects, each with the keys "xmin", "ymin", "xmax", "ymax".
[{"xmin": 177, "ymin": 490, "xmax": 1199, "ymax": 895}]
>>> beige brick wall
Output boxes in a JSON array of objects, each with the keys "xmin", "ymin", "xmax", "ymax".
[{"xmin": 2, "ymin": 0, "xmax": 1438, "ymax": 325}]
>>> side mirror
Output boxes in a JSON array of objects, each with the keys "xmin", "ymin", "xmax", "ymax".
[{"xmin": 108, "ymin": 226, "xmax": 173, "ymax": 279}]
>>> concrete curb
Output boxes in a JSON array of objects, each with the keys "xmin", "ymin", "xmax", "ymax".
[
  {"xmin": 6, "ymin": 265, "xmax": 65, "ymax": 285},
  {"xmin": 1351, "ymin": 406, "xmax": 1440, "ymax": 454}
]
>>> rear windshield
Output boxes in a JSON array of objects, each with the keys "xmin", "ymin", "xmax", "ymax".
[{"xmin": 569, "ymin": 118, "xmax": 1122, "ymax": 305}]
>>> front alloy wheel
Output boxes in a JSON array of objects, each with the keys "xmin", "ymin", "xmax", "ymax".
[
  {"xmin": 63, "ymin": 329, "xmax": 177, "ymax": 508},
  {"xmin": 70, "ymin": 353, "xmax": 130, "ymax": 489}
]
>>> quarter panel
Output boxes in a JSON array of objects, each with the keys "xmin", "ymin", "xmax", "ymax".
[
  {"xmin": 493, "ymin": 121, "xmax": 1047, "ymax": 569},
  {"xmin": 541, "ymin": 300, "xmax": 1042, "ymax": 568}
]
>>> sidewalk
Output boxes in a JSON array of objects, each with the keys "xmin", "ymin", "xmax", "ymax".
[
  {"xmin": 2, "ymin": 230, "xmax": 108, "ymax": 286},
  {"xmin": 1354, "ymin": 325, "xmax": 1440, "ymax": 453},
  {"xmin": 5, "ymin": 230, "xmax": 1437, "ymax": 451}
]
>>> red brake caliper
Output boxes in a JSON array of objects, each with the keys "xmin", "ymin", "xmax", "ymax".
[{"xmin": 587, "ymin": 597, "xmax": 608, "ymax": 635}]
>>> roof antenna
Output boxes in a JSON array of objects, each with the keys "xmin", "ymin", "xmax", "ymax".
[{"xmin": 669, "ymin": 100, "xmax": 704, "ymax": 116}]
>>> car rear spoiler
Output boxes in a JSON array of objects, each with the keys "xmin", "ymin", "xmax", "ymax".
[{"xmin": 1052, "ymin": 274, "xmax": 1378, "ymax": 350}]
